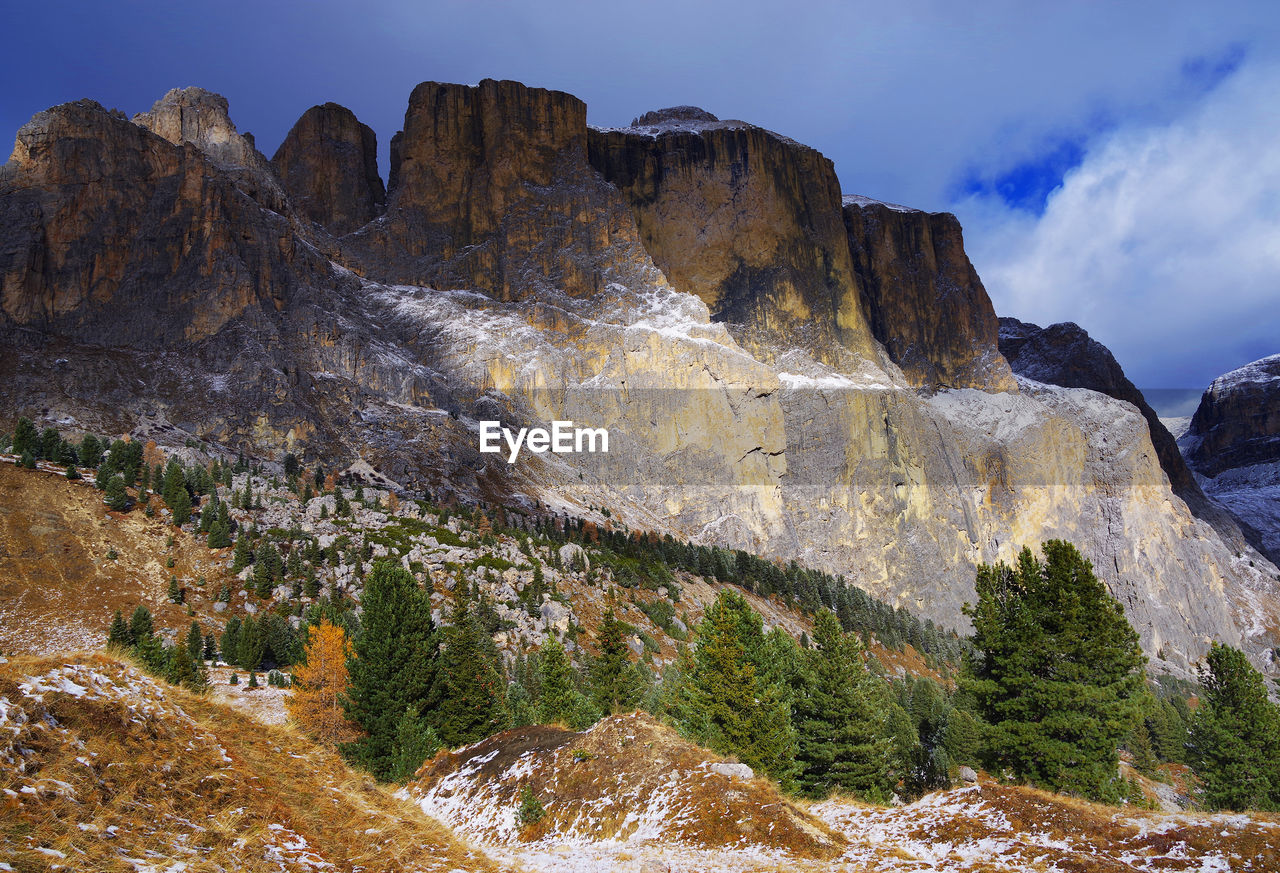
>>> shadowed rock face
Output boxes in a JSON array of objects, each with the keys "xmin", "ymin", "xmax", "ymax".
[
  {"xmin": 0, "ymin": 99, "xmax": 317, "ymax": 347},
  {"xmin": 271, "ymin": 103, "xmax": 386, "ymax": 236},
  {"xmin": 843, "ymin": 198, "xmax": 1015, "ymax": 391},
  {"xmin": 1187, "ymin": 355, "xmax": 1280, "ymax": 477},
  {"xmin": 998, "ymin": 318, "xmax": 1206, "ymax": 502},
  {"xmin": 345, "ymin": 79, "xmax": 661, "ymax": 300},
  {"xmin": 587, "ymin": 109, "xmax": 881, "ymax": 365},
  {"xmin": 1183, "ymin": 355, "xmax": 1280, "ymax": 564}
]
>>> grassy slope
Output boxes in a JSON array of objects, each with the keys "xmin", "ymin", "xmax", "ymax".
[
  {"xmin": 0, "ymin": 651, "xmax": 506, "ymax": 872},
  {"xmin": 0, "ymin": 461, "xmax": 243, "ymax": 656}
]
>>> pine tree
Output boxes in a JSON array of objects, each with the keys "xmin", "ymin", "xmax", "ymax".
[
  {"xmin": 962, "ymin": 541, "xmax": 1146, "ymax": 802},
  {"xmin": 232, "ymin": 535, "xmax": 252, "ymax": 572},
  {"xmin": 389, "ymin": 704, "xmax": 441, "ymax": 782},
  {"xmin": 675, "ymin": 590, "xmax": 797, "ymax": 786},
  {"xmin": 12, "ymin": 417, "xmax": 38, "ymax": 457},
  {"xmin": 220, "ymin": 618, "xmax": 243, "ymax": 667},
  {"xmin": 105, "ymin": 475, "xmax": 130, "ymax": 511},
  {"xmin": 428, "ymin": 598, "xmax": 508, "ymax": 748},
  {"xmin": 78, "ymin": 434, "xmax": 101, "ymax": 468},
  {"xmin": 129, "ymin": 605, "xmax": 154, "ymax": 643},
  {"xmin": 237, "ymin": 615, "xmax": 266, "ymax": 671},
  {"xmin": 588, "ymin": 606, "xmax": 644, "ymax": 714},
  {"xmin": 168, "ymin": 486, "xmax": 192, "ymax": 526},
  {"xmin": 288, "ymin": 619, "xmax": 359, "ymax": 743},
  {"xmin": 793, "ymin": 609, "xmax": 897, "ymax": 799},
  {"xmin": 187, "ymin": 620, "xmax": 203, "ymax": 662},
  {"xmin": 536, "ymin": 637, "xmax": 596, "ymax": 729},
  {"xmin": 208, "ymin": 519, "xmax": 231, "ymax": 549},
  {"xmin": 342, "ymin": 561, "xmax": 437, "ymax": 780},
  {"xmin": 107, "ymin": 610, "xmax": 130, "ymax": 648},
  {"xmin": 168, "ymin": 576, "xmax": 183, "ymax": 603},
  {"xmin": 1188, "ymin": 643, "xmax": 1280, "ymax": 811}
]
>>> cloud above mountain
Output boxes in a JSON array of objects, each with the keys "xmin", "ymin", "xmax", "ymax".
[{"xmin": 960, "ymin": 59, "xmax": 1280, "ymax": 392}]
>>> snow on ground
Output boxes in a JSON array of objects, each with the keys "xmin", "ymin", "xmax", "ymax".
[{"xmin": 208, "ymin": 665, "xmax": 291, "ymax": 726}]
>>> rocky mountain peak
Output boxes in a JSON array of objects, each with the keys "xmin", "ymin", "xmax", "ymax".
[
  {"xmin": 629, "ymin": 105, "xmax": 720, "ymax": 127},
  {"xmin": 271, "ymin": 102, "xmax": 386, "ymax": 237},
  {"xmin": 132, "ymin": 87, "xmax": 286, "ymax": 210}
]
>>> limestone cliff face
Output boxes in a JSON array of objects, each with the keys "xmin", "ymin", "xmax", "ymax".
[
  {"xmin": 2, "ymin": 83, "xmax": 1278, "ymax": 678},
  {"xmin": 346, "ymin": 79, "xmax": 662, "ymax": 300},
  {"xmin": 587, "ymin": 108, "xmax": 880, "ymax": 365},
  {"xmin": 0, "ymin": 99, "xmax": 316, "ymax": 347},
  {"xmin": 1182, "ymin": 355, "xmax": 1280, "ymax": 563},
  {"xmin": 271, "ymin": 103, "xmax": 386, "ymax": 236},
  {"xmin": 843, "ymin": 197, "xmax": 1014, "ymax": 391},
  {"xmin": 132, "ymin": 87, "xmax": 288, "ymax": 212},
  {"xmin": 998, "ymin": 318, "xmax": 1202, "ymax": 504}
]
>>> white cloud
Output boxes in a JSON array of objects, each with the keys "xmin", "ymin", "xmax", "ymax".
[{"xmin": 960, "ymin": 60, "xmax": 1280, "ymax": 390}]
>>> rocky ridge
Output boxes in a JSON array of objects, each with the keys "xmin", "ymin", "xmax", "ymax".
[
  {"xmin": 1, "ymin": 82, "xmax": 1278, "ymax": 675},
  {"xmin": 1181, "ymin": 354, "xmax": 1280, "ymax": 564}
]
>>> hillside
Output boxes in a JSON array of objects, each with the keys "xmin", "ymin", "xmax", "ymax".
[
  {"xmin": 0, "ymin": 651, "xmax": 503, "ymax": 871},
  {"xmin": 404, "ymin": 711, "xmax": 1280, "ymax": 873},
  {"xmin": 3, "ymin": 82, "xmax": 1278, "ymax": 676},
  {"xmin": 0, "ymin": 460, "xmax": 245, "ymax": 656},
  {"xmin": 4, "ymin": 649, "xmax": 1276, "ymax": 873}
]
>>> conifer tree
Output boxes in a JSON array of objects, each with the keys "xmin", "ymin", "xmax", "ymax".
[
  {"xmin": 962, "ymin": 541, "xmax": 1145, "ymax": 802},
  {"xmin": 675, "ymin": 590, "xmax": 797, "ymax": 786},
  {"xmin": 793, "ymin": 609, "xmax": 897, "ymax": 799},
  {"xmin": 343, "ymin": 561, "xmax": 437, "ymax": 780},
  {"xmin": 232, "ymin": 535, "xmax": 252, "ymax": 572},
  {"xmin": 108, "ymin": 610, "xmax": 130, "ymax": 648},
  {"xmin": 208, "ymin": 519, "xmax": 231, "ymax": 549},
  {"xmin": 1189, "ymin": 643, "xmax": 1280, "ymax": 811},
  {"xmin": 220, "ymin": 618, "xmax": 242, "ymax": 667},
  {"xmin": 168, "ymin": 486, "xmax": 192, "ymax": 526},
  {"xmin": 536, "ymin": 637, "xmax": 596, "ymax": 729},
  {"xmin": 105, "ymin": 475, "xmax": 130, "ymax": 511},
  {"xmin": 588, "ymin": 605, "xmax": 644, "ymax": 714},
  {"xmin": 12, "ymin": 417, "xmax": 38, "ymax": 457},
  {"xmin": 288, "ymin": 619, "xmax": 359, "ymax": 743},
  {"xmin": 168, "ymin": 576, "xmax": 183, "ymax": 603},
  {"xmin": 78, "ymin": 434, "xmax": 101, "ymax": 468},
  {"xmin": 187, "ymin": 620, "xmax": 203, "ymax": 662},
  {"xmin": 129, "ymin": 605, "xmax": 154, "ymax": 643},
  {"xmin": 237, "ymin": 615, "xmax": 265, "ymax": 671},
  {"xmin": 428, "ymin": 598, "xmax": 508, "ymax": 748},
  {"xmin": 389, "ymin": 704, "xmax": 441, "ymax": 782}
]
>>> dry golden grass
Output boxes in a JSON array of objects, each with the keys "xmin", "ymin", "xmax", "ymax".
[
  {"xmin": 0, "ymin": 462, "xmax": 245, "ymax": 657},
  {"xmin": 411, "ymin": 711, "xmax": 845, "ymax": 859},
  {"xmin": 0, "ymin": 650, "xmax": 512, "ymax": 872}
]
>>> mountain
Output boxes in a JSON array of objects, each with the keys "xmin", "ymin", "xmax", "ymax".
[
  {"xmin": 2, "ymin": 80, "xmax": 1278, "ymax": 675},
  {"xmin": 1180, "ymin": 354, "xmax": 1280, "ymax": 564}
]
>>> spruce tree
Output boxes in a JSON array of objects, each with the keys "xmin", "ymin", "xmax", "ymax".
[
  {"xmin": 342, "ymin": 561, "xmax": 437, "ymax": 780},
  {"xmin": 589, "ymin": 606, "xmax": 644, "ymax": 714},
  {"xmin": 169, "ymin": 486, "xmax": 192, "ymax": 526},
  {"xmin": 962, "ymin": 541, "xmax": 1145, "ymax": 802},
  {"xmin": 1188, "ymin": 643, "xmax": 1280, "ymax": 811},
  {"xmin": 389, "ymin": 704, "xmax": 441, "ymax": 782},
  {"xmin": 793, "ymin": 609, "xmax": 897, "ymax": 799},
  {"xmin": 237, "ymin": 615, "xmax": 266, "ymax": 671},
  {"xmin": 129, "ymin": 605, "xmax": 154, "ymax": 643},
  {"xmin": 78, "ymin": 434, "xmax": 101, "ymax": 468},
  {"xmin": 675, "ymin": 591, "xmax": 797, "ymax": 786},
  {"xmin": 208, "ymin": 519, "xmax": 231, "ymax": 549},
  {"xmin": 428, "ymin": 598, "xmax": 508, "ymax": 748}
]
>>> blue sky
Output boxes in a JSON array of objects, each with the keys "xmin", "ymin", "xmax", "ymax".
[{"xmin": 3, "ymin": 1, "xmax": 1278, "ymax": 401}]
